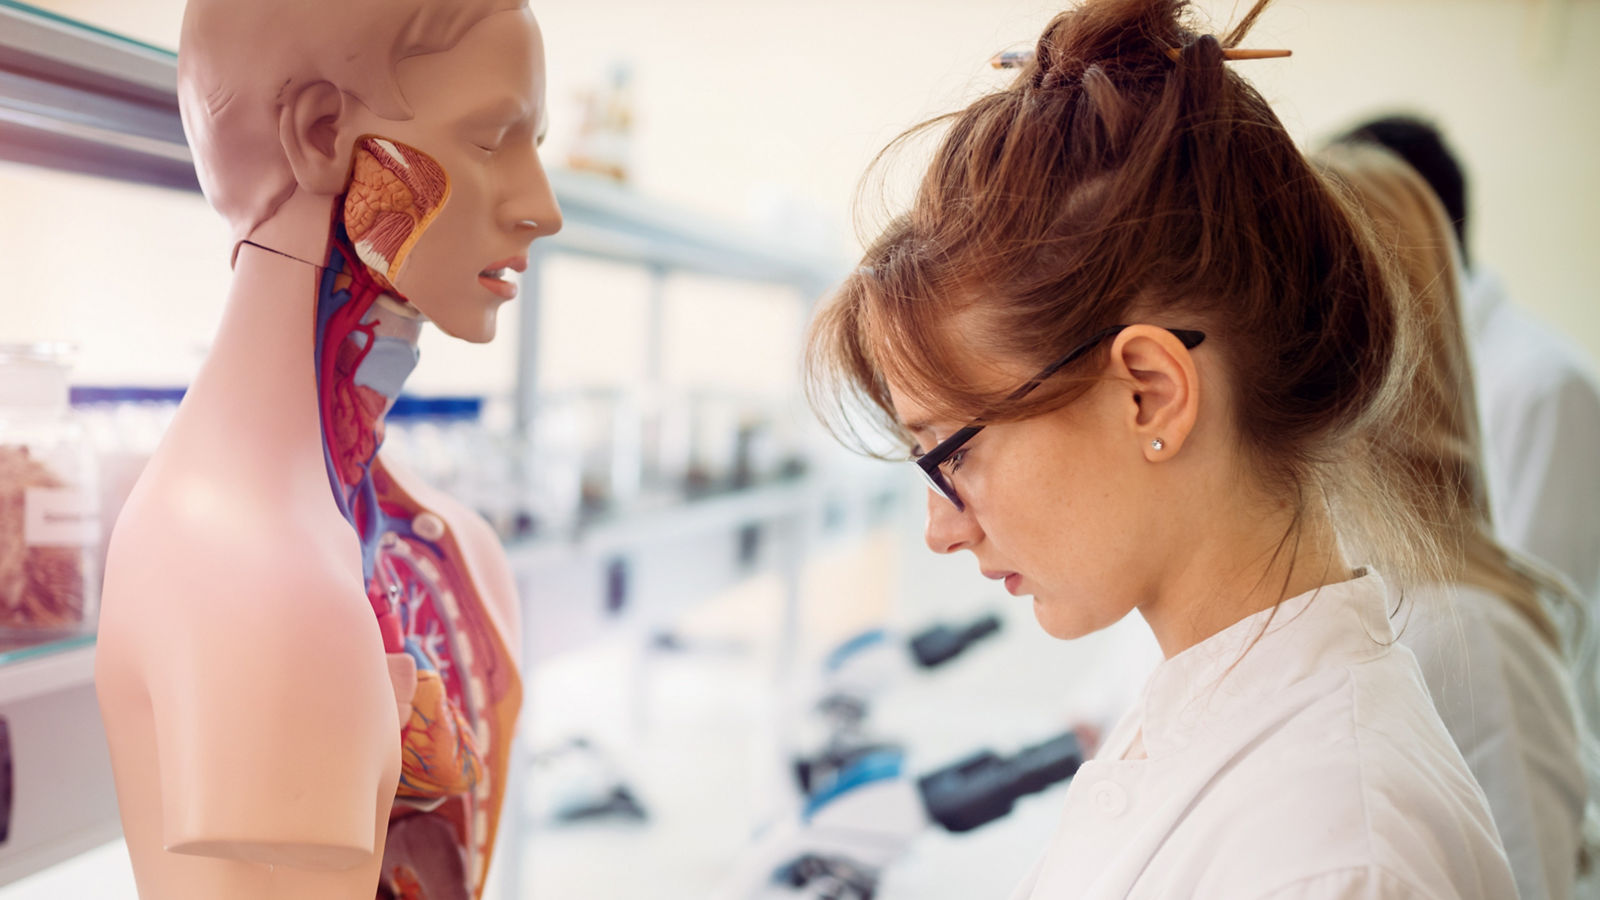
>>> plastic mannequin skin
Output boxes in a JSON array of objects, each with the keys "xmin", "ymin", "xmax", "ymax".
[{"xmin": 94, "ymin": 2, "xmax": 560, "ymax": 898}]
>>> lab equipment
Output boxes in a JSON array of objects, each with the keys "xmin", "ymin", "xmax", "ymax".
[{"xmin": 723, "ymin": 730, "xmax": 1087, "ymax": 899}]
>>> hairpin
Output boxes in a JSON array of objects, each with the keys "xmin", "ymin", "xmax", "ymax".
[{"xmin": 989, "ymin": 46, "xmax": 1291, "ymax": 69}]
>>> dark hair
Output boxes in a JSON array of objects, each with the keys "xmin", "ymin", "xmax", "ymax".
[
  {"xmin": 806, "ymin": 0, "xmax": 1445, "ymax": 585},
  {"xmin": 1335, "ymin": 114, "xmax": 1470, "ymax": 268}
]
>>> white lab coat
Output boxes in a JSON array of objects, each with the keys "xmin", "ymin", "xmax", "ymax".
[
  {"xmin": 1464, "ymin": 269, "xmax": 1600, "ymax": 610},
  {"xmin": 1008, "ymin": 571, "xmax": 1515, "ymax": 899},
  {"xmin": 1402, "ymin": 582, "xmax": 1586, "ymax": 900}
]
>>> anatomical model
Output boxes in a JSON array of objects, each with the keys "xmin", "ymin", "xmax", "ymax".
[{"xmin": 94, "ymin": 2, "xmax": 561, "ymax": 897}]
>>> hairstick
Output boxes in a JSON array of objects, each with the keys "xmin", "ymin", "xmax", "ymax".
[{"xmin": 989, "ymin": 46, "xmax": 1291, "ymax": 69}]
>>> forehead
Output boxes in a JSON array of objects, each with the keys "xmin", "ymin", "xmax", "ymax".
[
  {"xmin": 878, "ymin": 309, "xmax": 1039, "ymax": 438},
  {"xmin": 883, "ymin": 373, "xmax": 943, "ymax": 439},
  {"xmin": 393, "ymin": 9, "xmax": 546, "ymax": 117}
]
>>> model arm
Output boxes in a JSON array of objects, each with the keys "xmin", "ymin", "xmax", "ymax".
[{"xmin": 111, "ymin": 515, "xmax": 401, "ymax": 871}]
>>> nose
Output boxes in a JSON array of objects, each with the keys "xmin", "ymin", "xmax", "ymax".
[
  {"xmin": 925, "ymin": 488, "xmax": 982, "ymax": 554},
  {"xmin": 504, "ymin": 139, "xmax": 563, "ymax": 241}
]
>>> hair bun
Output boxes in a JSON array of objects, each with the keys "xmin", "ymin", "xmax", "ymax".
[
  {"xmin": 1177, "ymin": 33, "xmax": 1225, "ymax": 67},
  {"xmin": 1038, "ymin": 57, "xmax": 1088, "ymax": 90}
]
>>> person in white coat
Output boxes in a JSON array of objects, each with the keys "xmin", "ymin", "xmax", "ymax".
[
  {"xmin": 1336, "ymin": 115, "xmax": 1600, "ymax": 621},
  {"xmin": 803, "ymin": 0, "xmax": 1516, "ymax": 896},
  {"xmin": 1319, "ymin": 142, "xmax": 1591, "ymax": 900}
]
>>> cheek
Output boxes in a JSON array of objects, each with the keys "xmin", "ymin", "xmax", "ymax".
[
  {"xmin": 978, "ymin": 428, "xmax": 1117, "ymax": 558},
  {"xmin": 986, "ymin": 423, "xmax": 1146, "ymax": 622},
  {"xmin": 389, "ymin": 163, "xmax": 501, "ymax": 329}
]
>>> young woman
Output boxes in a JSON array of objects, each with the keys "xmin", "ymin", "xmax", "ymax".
[
  {"xmin": 1318, "ymin": 142, "xmax": 1593, "ymax": 900},
  {"xmin": 805, "ymin": 0, "xmax": 1516, "ymax": 896}
]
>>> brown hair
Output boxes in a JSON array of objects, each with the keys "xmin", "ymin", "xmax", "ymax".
[
  {"xmin": 1317, "ymin": 143, "xmax": 1578, "ymax": 650},
  {"xmin": 807, "ymin": 0, "xmax": 1437, "ymax": 583}
]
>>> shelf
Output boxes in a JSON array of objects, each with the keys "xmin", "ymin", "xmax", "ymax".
[
  {"xmin": 0, "ymin": 636, "xmax": 94, "ymax": 707},
  {"xmin": 546, "ymin": 172, "xmax": 841, "ymax": 290},
  {"xmin": 505, "ymin": 477, "xmax": 818, "ymax": 570},
  {"xmin": 0, "ymin": 2, "xmax": 193, "ymax": 191},
  {"xmin": 0, "ymin": 628, "xmax": 118, "ymax": 889}
]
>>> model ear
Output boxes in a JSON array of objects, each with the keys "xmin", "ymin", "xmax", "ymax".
[{"xmin": 278, "ymin": 81, "xmax": 353, "ymax": 196}]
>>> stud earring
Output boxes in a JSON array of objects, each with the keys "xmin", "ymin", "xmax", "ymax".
[{"xmin": 1151, "ymin": 438, "xmax": 1165, "ymax": 451}]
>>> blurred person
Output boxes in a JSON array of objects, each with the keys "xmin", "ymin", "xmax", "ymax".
[
  {"xmin": 805, "ymin": 0, "xmax": 1515, "ymax": 896},
  {"xmin": 1337, "ymin": 115, "xmax": 1600, "ymax": 620},
  {"xmin": 1319, "ymin": 141, "xmax": 1592, "ymax": 900}
]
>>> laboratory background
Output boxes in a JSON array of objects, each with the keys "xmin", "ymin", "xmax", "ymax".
[{"xmin": 0, "ymin": 1, "xmax": 1596, "ymax": 898}]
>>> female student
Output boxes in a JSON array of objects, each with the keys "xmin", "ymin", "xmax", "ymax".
[{"xmin": 805, "ymin": 0, "xmax": 1516, "ymax": 895}]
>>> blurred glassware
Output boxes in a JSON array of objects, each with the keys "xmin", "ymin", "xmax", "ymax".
[
  {"xmin": 71, "ymin": 385, "xmax": 183, "ymax": 586},
  {"xmin": 521, "ymin": 395, "xmax": 583, "ymax": 536},
  {"xmin": 686, "ymin": 391, "xmax": 741, "ymax": 495},
  {"xmin": 575, "ymin": 388, "xmax": 643, "ymax": 515},
  {"xmin": 0, "ymin": 344, "xmax": 100, "ymax": 641},
  {"xmin": 566, "ymin": 62, "xmax": 635, "ymax": 183}
]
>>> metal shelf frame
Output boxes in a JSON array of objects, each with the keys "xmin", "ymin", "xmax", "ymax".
[{"xmin": 0, "ymin": 1, "xmax": 195, "ymax": 190}]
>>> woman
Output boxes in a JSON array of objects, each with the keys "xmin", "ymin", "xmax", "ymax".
[
  {"xmin": 805, "ymin": 0, "xmax": 1516, "ymax": 896},
  {"xmin": 1319, "ymin": 142, "xmax": 1593, "ymax": 900}
]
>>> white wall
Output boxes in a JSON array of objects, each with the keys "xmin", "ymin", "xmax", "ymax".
[{"xmin": 6, "ymin": 0, "xmax": 1599, "ymax": 373}]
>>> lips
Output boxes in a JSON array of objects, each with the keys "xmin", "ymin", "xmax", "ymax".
[
  {"xmin": 477, "ymin": 255, "xmax": 527, "ymax": 301},
  {"xmin": 982, "ymin": 569, "xmax": 1024, "ymax": 596}
]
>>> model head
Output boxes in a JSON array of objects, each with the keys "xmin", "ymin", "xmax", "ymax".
[
  {"xmin": 807, "ymin": 0, "xmax": 1418, "ymax": 640},
  {"xmin": 178, "ymin": 0, "xmax": 562, "ymax": 341}
]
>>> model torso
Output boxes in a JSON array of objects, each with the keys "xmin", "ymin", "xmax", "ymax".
[{"xmin": 97, "ymin": 222, "xmax": 522, "ymax": 900}]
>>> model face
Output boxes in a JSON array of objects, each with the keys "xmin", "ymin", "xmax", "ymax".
[
  {"xmin": 343, "ymin": 8, "xmax": 561, "ymax": 342},
  {"xmin": 890, "ymin": 363, "xmax": 1161, "ymax": 641}
]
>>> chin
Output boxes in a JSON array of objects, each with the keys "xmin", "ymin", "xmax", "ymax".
[
  {"xmin": 1032, "ymin": 596, "xmax": 1100, "ymax": 641},
  {"xmin": 431, "ymin": 309, "xmax": 499, "ymax": 344}
]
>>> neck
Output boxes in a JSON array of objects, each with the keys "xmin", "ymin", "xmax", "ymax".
[
  {"xmin": 186, "ymin": 240, "xmax": 326, "ymax": 471},
  {"xmin": 1138, "ymin": 486, "xmax": 1352, "ymax": 658},
  {"xmin": 314, "ymin": 238, "xmax": 423, "ymax": 527}
]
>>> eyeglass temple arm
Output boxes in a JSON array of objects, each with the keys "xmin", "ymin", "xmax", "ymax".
[
  {"xmin": 1024, "ymin": 327, "xmax": 1206, "ymax": 394},
  {"xmin": 919, "ymin": 327, "xmax": 1204, "ymax": 467}
]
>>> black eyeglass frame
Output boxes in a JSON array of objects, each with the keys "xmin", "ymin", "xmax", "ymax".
[{"xmin": 913, "ymin": 325, "xmax": 1206, "ymax": 511}]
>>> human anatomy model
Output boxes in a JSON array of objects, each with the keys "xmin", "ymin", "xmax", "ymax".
[{"xmin": 94, "ymin": 2, "xmax": 561, "ymax": 898}]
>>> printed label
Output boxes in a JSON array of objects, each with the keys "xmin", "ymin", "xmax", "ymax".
[{"xmin": 23, "ymin": 488, "xmax": 99, "ymax": 547}]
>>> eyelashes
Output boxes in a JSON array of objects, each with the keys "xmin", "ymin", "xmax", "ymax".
[{"xmin": 910, "ymin": 446, "xmax": 971, "ymax": 472}]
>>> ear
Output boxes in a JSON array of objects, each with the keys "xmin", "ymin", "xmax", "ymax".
[
  {"xmin": 277, "ymin": 81, "xmax": 353, "ymax": 196},
  {"xmin": 1107, "ymin": 325, "xmax": 1200, "ymax": 462}
]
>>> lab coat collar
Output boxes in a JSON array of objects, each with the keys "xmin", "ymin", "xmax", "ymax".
[
  {"xmin": 1136, "ymin": 569, "xmax": 1392, "ymax": 758},
  {"xmin": 1463, "ymin": 267, "xmax": 1506, "ymax": 342}
]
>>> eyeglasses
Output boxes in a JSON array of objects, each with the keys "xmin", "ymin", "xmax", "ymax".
[{"xmin": 913, "ymin": 325, "xmax": 1206, "ymax": 511}]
